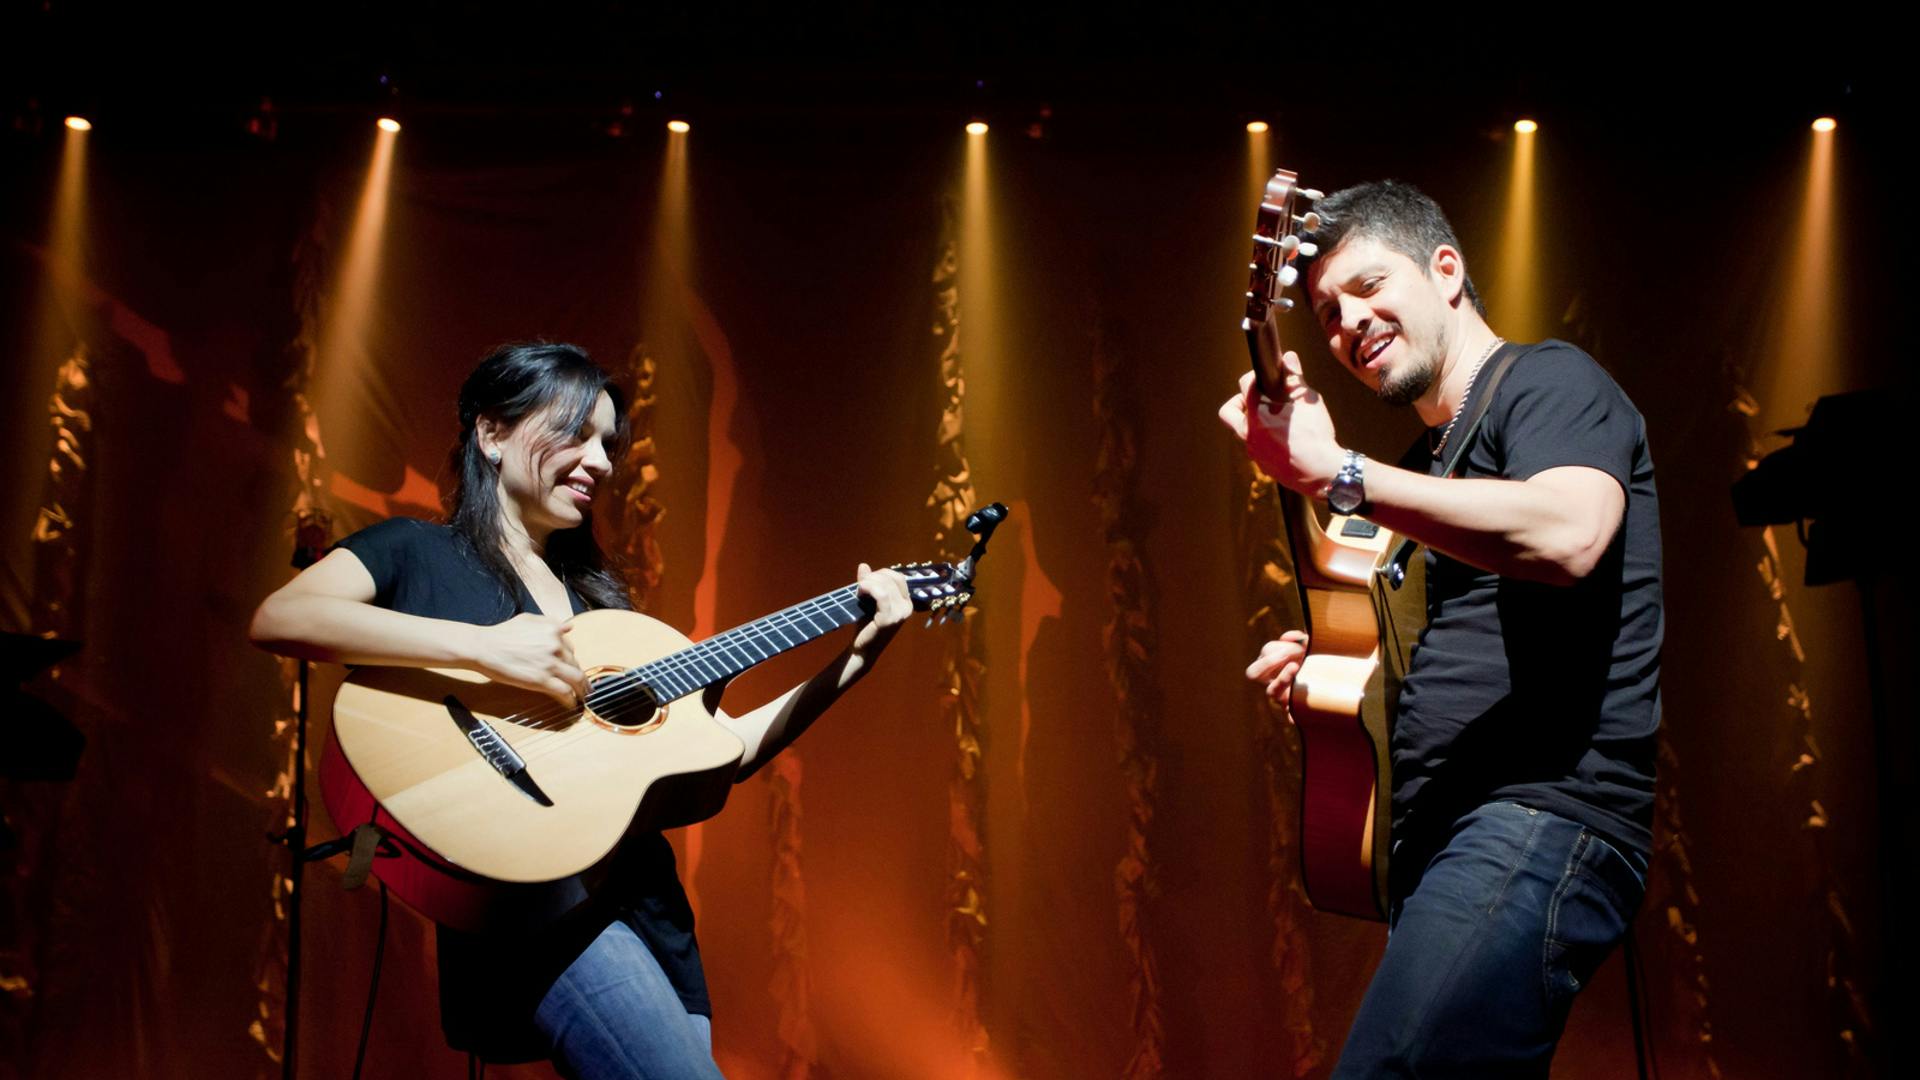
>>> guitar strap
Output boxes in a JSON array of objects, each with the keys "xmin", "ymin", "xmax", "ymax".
[{"xmin": 1382, "ymin": 342, "xmax": 1526, "ymax": 586}]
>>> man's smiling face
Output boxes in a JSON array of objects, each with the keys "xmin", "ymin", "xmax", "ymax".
[{"xmin": 1307, "ymin": 233, "xmax": 1454, "ymax": 408}]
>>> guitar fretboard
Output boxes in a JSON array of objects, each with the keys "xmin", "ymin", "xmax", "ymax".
[{"xmin": 585, "ymin": 585, "xmax": 869, "ymax": 711}]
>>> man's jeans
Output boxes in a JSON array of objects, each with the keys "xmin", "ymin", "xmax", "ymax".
[
  {"xmin": 1332, "ymin": 801, "xmax": 1647, "ymax": 1078},
  {"xmin": 534, "ymin": 919, "xmax": 724, "ymax": 1080}
]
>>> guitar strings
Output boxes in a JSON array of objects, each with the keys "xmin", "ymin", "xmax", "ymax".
[
  {"xmin": 496, "ymin": 604, "xmax": 854, "ymax": 761},
  {"xmin": 513, "ymin": 587, "xmax": 861, "ymax": 729},
  {"xmin": 480, "ymin": 589, "xmax": 869, "ymax": 759}
]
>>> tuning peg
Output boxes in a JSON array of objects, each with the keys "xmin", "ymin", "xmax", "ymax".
[
  {"xmin": 1275, "ymin": 297, "xmax": 1294, "ymax": 312},
  {"xmin": 1301, "ymin": 211, "xmax": 1321, "ymax": 231},
  {"xmin": 1278, "ymin": 235, "xmax": 1299, "ymax": 255},
  {"xmin": 1278, "ymin": 265, "xmax": 1298, "ymax": 288},
  {"xmin": 1297, "ymin": 242, "xmax": 1318, "ymax": 258},
  {"xmin": 1301, "ymin": 187, "xmax": 1324, "ymax": 200}
]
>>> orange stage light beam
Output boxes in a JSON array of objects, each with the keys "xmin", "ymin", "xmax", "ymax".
[
  {"xmin": 1495, "ymin": 122, "xmax": 1542, "ymax": 343},
  {"xmin": 1757, "ymin": 124, "xmax": 1839, "ymax": 433},
  {"xmin": 22, "ymin": 116, "xmax": 91, "ymax": 374},
  {"xmin": 310, "ymin": 124, "xmax": 400, "ymax": 458}
]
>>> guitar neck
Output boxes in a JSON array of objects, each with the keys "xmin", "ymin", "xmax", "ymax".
[{"xmin": 600, "ymin": 585, "xmax": 870, "ymax": 706}]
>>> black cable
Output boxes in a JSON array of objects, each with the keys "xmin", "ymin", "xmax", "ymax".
[
  {"xmin": 1623, "ymin": 926, "xmax": 1649, "ymax": 1080},
  {"xmin": 350, "ymin": 879, "xmax": 390, "ymax": 1080},
  {"xmin": 1624, "ymin": 923, "xmax": 1665, "ymax": 1080}
]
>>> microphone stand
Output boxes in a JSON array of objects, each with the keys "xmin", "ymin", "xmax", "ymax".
[{"xmin": 268, "ymin": 516, "xmax": 333, "ymax": 1080}]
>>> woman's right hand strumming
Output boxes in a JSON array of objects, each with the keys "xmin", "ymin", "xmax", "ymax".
[
  {"xmin": 469, "ymin": 613, "xmax": 590, "ymax": 706},
  {"xmin": 1246, "ymin": 630, "xmax": 1310, "ymax": 712}
]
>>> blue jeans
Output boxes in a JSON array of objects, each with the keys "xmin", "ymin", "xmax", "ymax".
[
  {"xmin": 534, "ymin": 919, "xmax": 724, "ymax": 1080},
  {"xmin": 1331, "ymin": 801, "xmax": 1646, "ymax": 1079}
]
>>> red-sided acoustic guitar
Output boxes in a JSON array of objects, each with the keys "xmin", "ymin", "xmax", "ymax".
[
  {"xmin": 318, "ymin": 504, "xmax": 1006, "ymax": 931},
  {"xmin": 1241, "ymin": 169, "xmax": 1424, "ymax": 922}
]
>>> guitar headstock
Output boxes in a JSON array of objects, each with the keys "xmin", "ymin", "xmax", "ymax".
[
  {"xmin": 890, "ymin": 500, "xmax": 1007, "ymax": 625},
  {"xmin": 890, "ymin": 562, "xmax": 973, "ymax": 619},
  {"xmin": 1242, "ymin": 167, "xmax": 1325, "ymax": 396}
]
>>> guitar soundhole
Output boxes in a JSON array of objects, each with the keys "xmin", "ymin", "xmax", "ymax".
[{"xmin": 581, "ymin": 665, "xmax": 668, "ymax": 735}]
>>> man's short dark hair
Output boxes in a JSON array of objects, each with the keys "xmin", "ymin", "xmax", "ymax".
[{"xmin": 1302, "ymin": 180, "xmax": 1486, "ymax": 317}]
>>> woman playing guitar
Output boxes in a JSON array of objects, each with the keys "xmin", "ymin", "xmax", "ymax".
[{"xmin": 251, "ymin": 341, "xmax": 914, "ymax": 1077}]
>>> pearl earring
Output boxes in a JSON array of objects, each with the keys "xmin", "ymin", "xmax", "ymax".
[{"xmin": 487, "ymin": 449, "xmax": 501, "ymax": 465}]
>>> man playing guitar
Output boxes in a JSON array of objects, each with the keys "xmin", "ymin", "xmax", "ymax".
[{"xmin": 1220, "ymin": 181, "xmax": 1662, "ymax": 1076}]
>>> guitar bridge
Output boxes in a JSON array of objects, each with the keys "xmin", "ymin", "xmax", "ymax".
[{"xmin": 443, "ymin": 695, "xmax": 554, "ymax": 807}]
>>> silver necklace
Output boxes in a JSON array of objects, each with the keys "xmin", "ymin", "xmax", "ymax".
[{"xmin": 1432, "ymin": 337, "xmax": 1504, "ymax": 457}]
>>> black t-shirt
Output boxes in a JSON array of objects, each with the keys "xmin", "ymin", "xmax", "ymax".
[
  {"xmin": 332, "ymin": 517, "xmax": 710, "ymax": 1059},
  {"xmin": 1392, "ymin": 340, "xmax": 1662, "ymax": 860}
]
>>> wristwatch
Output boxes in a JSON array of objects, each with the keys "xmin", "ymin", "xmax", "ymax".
[{"xmin": 1327, "ymin": 450, "xmax": 1366, "ymax": 514}]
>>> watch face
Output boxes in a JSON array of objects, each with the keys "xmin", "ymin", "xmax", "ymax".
[{"xmin": 1329, "ymin": 481, "xmax": 1362, "ymax": 514}]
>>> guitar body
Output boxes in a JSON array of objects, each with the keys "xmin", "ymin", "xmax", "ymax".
[
  {"xmin": 1277, "ymin": 489, "xmax": 1425, "ymax": 922},
  {"xmin": 319, "ymin": 607, "xmax": 745, "ymax": 932}
]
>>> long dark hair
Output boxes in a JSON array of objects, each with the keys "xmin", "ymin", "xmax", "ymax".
[{"xmin": 447, "ymin": 341, "xmax": 633, "ymax": 612}]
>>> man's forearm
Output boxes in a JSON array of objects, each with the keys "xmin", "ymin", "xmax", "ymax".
[{"xmin": 1357, "ymin": 461, "xmax": 1622, "ymax": 586}]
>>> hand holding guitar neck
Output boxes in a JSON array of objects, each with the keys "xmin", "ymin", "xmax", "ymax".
[
  {"xmin": 848, "ymin": 562, "xmax": 913, "ymax": 662},
  {"xmin": 1221, "ymin": 169, "xmax": 1346, "ymax": 496},
  {"xmin": 1223, "ymin": 362, "xmax": 1345, "ymax": 498}
]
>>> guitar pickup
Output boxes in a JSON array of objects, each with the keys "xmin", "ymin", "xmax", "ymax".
[
  {"xmin": 1339, "ymin": 518, "xmax": 1380, "ymax": 539},
  {"xmin": 443, "ymin": 695, "xmax": 554, "ymax": 807}
]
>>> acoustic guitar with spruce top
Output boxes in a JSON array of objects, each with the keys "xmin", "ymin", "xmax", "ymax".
[
  {"xmin": 1241, "ymin": 170, "xmax": 1423, "ymax": 922},
  {"xmin": 319, "ymin": 503, "xmax": 1007, "ymax": 931}
]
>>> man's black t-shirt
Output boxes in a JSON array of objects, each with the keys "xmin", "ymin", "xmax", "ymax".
[
  {"xmin": 332, "ymin": 517, "xmax": 710, "ymax": 1060},
  {"xmin": 1392, "ymin": 340, "xmax": 1662, "ymax": 861}
]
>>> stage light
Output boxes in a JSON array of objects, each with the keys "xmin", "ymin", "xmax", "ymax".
[
  {"xmin": 376, "ymin": 117, "xmax": 401, "ymax": 133},
  {"xmin": 1246, "ymin": 121, "xmax": 1270, "ymax": 134},
  {"xmin": 667, "ymin": 119, "xmax": 690, "ymax": 134},
  {"xmin": 1812, "ymin": 117, "xmax": 1836, "ymax": 132},
  {"xmin": 1514, "ymin": 118, "xmax": 1538, "ymax": 134},
  {"xmin": 966, "ymin": 121, "xmax": 988, "ymax": 136},
  {"xmin": 64, "ymin": 116, "xmax": 90, "ymax": 131}
]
